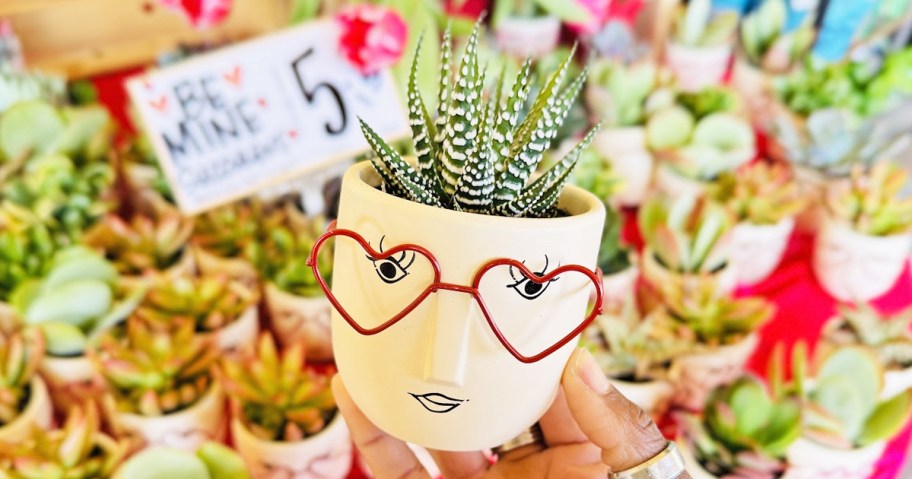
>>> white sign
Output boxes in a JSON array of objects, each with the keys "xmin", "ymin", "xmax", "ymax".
[{"xmin": 127, "ymin": 20, "xmax": 408, "ymax": 214}]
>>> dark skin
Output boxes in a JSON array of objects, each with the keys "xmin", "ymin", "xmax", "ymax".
[{"xmin": 333, "ymin": 347, "xmax": 693, "ymax": 479}]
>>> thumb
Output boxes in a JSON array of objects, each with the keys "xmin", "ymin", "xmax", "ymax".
[{"xmin": 561, "ymin": 347, "xmax": 668, "ymax": 472}]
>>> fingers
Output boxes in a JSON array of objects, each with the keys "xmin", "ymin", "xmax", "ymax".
[
  {"xmin": 562, "ymin": 348, "xmax": 668, "ymax": 472},
  {"xmin": 427, "ymin": 449, "xmax": 489, "ymax": 479},
  {"xmin": 331, "ymin": 376, "xmax": 431, "ymax": 479},
  {"xmin": 539, "ymin": 388, "xmax": 589, "ymax": 446}
]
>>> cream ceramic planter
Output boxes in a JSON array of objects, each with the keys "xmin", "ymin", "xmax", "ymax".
[
  {"xmin": 192, "ymin": 247, "xmax": 259, "ymax": 289},
  {"xmin": 669, "ymin": 333, "xmax": 758, "ymax": 411},
  {"xmin": 331, "ymin": 162, "xmax": 604, "ymax": 451},
  {"xmin": 494, "ymin": 16, "xmax": 561, "ymax": 59},
  {"xmin": 610, "ymin": 378, "xmax": 673, "ymax": 418},
  {"xmin": 108, "ymin": 383, "xmax": 226, "ymax": 452},
  {"xmin": 666, "ymin": 42, "xmax": 732, "ymax": 92},
  {"xmin": 592, "ymin": 127, "xmax": 654, "ymax": 206},
  {"xmin": 731, "ymin": 218, "xmax": 794, "ymax": 286},
  {"xmin": 783, "ymin": 438, "xmax": 884, "ymax": 479},
  {"xmin": 813, "ymin": 218, "xmax": 912, "ymax": 302},
  {"xmin": 601, "ymin": 264, "xmax": 639, "ymax": 312},
  {"xmin": 232, "ymin": 412, "xmax": 352, "ymax": 479},
  {"xmin": 209, "ymin": 305, "xmax": 259, "ymax": 354},
  {"xmin": 0, "ymin": 377, "xmax": 52, "ymax": 443},
  {"xmin": 641, "ymin": 247, "xmax": 736, "ymax": 296},
  {"xmin": 40, "ymin": 354, "xmax": 102, "ymax": 413},
  {"xmin": 265, "ymin": 283, "xmax": 333, "ymax": 361}
]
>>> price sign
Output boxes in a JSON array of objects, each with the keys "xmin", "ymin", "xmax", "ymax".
[{"xmin": 127, "ymin": 20, "xmax": 409, "ymax": 215}]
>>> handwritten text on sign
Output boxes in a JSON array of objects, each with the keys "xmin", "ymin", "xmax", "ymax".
[{"xmin": 127, "ymin": 20, "xmax": 408, "ymax": 214}]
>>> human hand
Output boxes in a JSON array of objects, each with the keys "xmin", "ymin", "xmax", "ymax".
[{"xmin": 333, "ymin": 347, "xmax": 690, "ymax": 479}]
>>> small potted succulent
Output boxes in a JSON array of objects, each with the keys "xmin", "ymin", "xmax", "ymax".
[
  {"xmin": 117, "ymin": 442, "xmax": 250, "ymax": 479},
  {"xmin": 12, "ymin": 246, "xmax": 145, "ymax": 412},
  {"xmin": 190, "ymin": 201, "xmax": 261, "ymax": 288},
  {"xmin": 134, "ymin": 273, "xmax": 259, "ymax": 353},
  {"xmin": 0, "ymin": 326, "xmax": 51, "ymax": 443},
  {"xmin": 638, "ymin": 194, "xmax": 736, "ymax": 296},
  {"xmin": 711, "ymin": 162, "xmax": 805, "ymax": 286},
  {"xmin": 665, "ymin": 0, "xmax": 739, "ymax": 92},
  {"xmin": 249, "ymin": 205, "xmax": 334, "ymax": 361},
  {"xmin": 83, "ymin": 212, "xmax": 195, "ymax": 279},
  {"xmin": 822, "ymin": 303, "xmax": 912, "ymax": 400},
  {"xmin": 0, "ymin": 203, "xmax": 56, "ymax": 327},
  {"xmin": 814, "ymin": 161, "xmax": 912, "ymax": 301},
  {"xmin": 595, "ymin": 206, "xmax": 637, "ymax": 310},
  {"xmin": 586, "ymin": 60, "xmax": 671, "ymax": 205},
  {"xmin": 324, "ymin": 25, "xmax": 605, "ymax": 451},
  {"xmin": 677, "ymin": 374, "xmax": 802, "ymax": 479},
  {"xmin": 647, "ymin": 87, "xmax": 755, "ymax": 196},
  {"xmin": 0, "ymin": 403, "xmax": 129, "ymax": 478},
  {"xmin": 786, "ymin": 346, "xmax": 912, "ymax": 479},
  {"xmin": 219, "ymin": 333, "xmax": 351, "ymax": 478},
  {"xmin": 93, "ymin": 317, "xmax": 225, "ymax": 452},
  {"xmin": 650, "ymin": 280, "xmax": 773, "ymax": 411},
  {"xmin": 582, "ymin": 296, "xmax": 690, "ymax": 417},
  {"xmin": 490, "ymin": 0, "xmax": 589, "ymax": 59}
]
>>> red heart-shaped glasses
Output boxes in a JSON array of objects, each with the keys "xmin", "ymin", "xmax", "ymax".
[{"xmin": 306, "ymin": 222, "xmax": 604, "ymax": 364}]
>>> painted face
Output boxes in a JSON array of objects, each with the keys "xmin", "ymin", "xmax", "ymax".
[{"xmin": 322, "ymin": 163, "xmax": 604, "ymax": 451}]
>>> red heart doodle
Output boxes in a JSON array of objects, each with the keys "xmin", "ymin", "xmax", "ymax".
[
  {"xmin": 223, "ymin": 65, "xmax": 242, "ymax": 86},
  {"xmin": 149, "ymin": 96, "xmax": 168, "ymax": 112}
]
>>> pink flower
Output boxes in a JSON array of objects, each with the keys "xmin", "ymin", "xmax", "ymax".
[
  {"xmin": 607, "ymin": 0, "xmax": 645, "ymax": 26},
  {"xmin": 566, "ymin": 0, "xmax": 612, "ymax": 35},
  {"xmin": 336, "ymin": 5, "xmax": 408, "ymax": 76},
  {"xmin": 157, "ymin": 0, "xmax": 232, "ymax": 30},
  {"xmin": 444, "ymin": 0, "xmax": 489, "ymax": 19}
]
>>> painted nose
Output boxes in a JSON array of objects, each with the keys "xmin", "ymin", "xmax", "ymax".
[{"xmin": 421, "ymin": 289, "xmax": 474, "ymax": 387}]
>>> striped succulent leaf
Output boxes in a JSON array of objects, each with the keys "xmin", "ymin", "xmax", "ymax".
[
  {"xmin": 439, "ymin": 24, "xmax": 482, "ymax": 197},
  {"xmin": 525, "ymin": 124, "xmax": 601, "ymax": 218},
  {"xmin": 492, "ymin": 60, "xmax": 532, "ymax": 180},
  {"xmin": 359, "ymin": 119, "xmax": 439, "ymax": 207},
  {"xmin": 407, "ymin": 39, "xmax": 444, "ymax": 198},
  {"xmin": 454, "ymin": 71, "xmax": 497, "ymax": 212}
]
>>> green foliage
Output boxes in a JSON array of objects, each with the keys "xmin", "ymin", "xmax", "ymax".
[
  {"xmin": 639, "ymin": 195, "xmax": 733, "ymax": 274},
  {"xmin": 135, "ymin": 274, "xmax": 258, "ymax": 334},
  {"xmin": 739, "ymin": 0, "xmax": 814, "ymax": 71},
  {"xmin": 0, "ymin": 327, "xmax": 43, "ymax": 426},
  {"xmin": 362, "ymin": 24, "xmax": 600, "ymax": 218},
  {"xmin": 710, "ymin": 162, "xmax": 805, "ymax": 225},
  {"xmin": 191, "ymin": 201, "xmax": 262, "ymax": 259},
  {"xmin": 823, "ymin": 303, "xmax": 912, "ymax": 370},
  {"xmin": 825, "ymin": 162, "xmax": 912, "ymax": 236},
  {"xmin": 586, "ymin": 61, "xmax": 669, "ymax": 127},
  {"xmin": 218, "ymin": 333, "xmax": 336, "ymax": 442},
  {"xmin": 672, "ymin": 0, "xmax": 739, "ymax": 47},
  {"xmin": 596, "ymin": 206, "xmax": 630, "ymax": 275},
  {"xmin": 83, "ymin": 212, "xmax": 193, "ymax": 276},
  {"xmin": 0, "ymin": 204, "xmax": 57, "ymax": 302},
  {"xmin": 491, "ymin": 0, "xmax": 589, "ymax": 27},
  {"xmin": 0, "ymin": 69, "xmax": 66, "ymax": 114},
  {"xmin": 117, "ymin": 443, "xmax": 251, "ymax": 479}
]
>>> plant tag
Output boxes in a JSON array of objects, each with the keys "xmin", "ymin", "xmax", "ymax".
[{"xmin": 127, "ymin": 20, "xmax": 408, "ymax": 215}]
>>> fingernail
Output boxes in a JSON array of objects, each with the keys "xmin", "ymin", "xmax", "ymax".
[{"xmin": 575, "ymin": 348, "xmax": 611, "ymax": 395}]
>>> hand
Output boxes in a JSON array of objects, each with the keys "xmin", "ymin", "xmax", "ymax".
[{"xmin": 332, "ymin": 347, "xmax": 689, "ymax": 479}]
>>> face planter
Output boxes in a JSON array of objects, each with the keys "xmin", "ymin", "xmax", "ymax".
[{"xmin": 309, "ymin": 162, "xmax": 604, "ymax": 451}]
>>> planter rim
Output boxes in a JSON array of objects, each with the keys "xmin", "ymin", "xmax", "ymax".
[
  {"xmin": 822, "ymin": 214, "xmax": 912, "ymax": 240},
  {"xmin": 265, "ymin": 281, "xmax": 328, "ymax": 301},
  {"xmin": 115, "ymin": 381, "xmax": 222, "ymax": 423},
  {"xmin": 0, "ymin": 376, "xmax": 49, "ymax": 435},
  {"xmin": 735, "ymin": 216, "xmax": 795, "ymax": 230},
  {"xmin": 342, "ymin": 162, "xmax": 605, "ymax": 231},
  {"xmin": 231, "ymin": 407, "xmax": 343, "ymax": 449}
]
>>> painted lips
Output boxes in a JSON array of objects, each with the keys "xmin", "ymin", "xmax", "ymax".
[{"xmin": 409, "ymin": 392, "xmax": 466, "ymax": 414}]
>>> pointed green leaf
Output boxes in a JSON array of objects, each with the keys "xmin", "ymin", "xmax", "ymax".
[
  {"xmin": 492, "ymin": 59, "xmax": 532, "ymax": 180},
  {"xmin": 858, "ymin": 391, "xmax": 912, "ymax": 447},
  {"xmin": 360, "ymin": 119, "xmax": 439, "ymax": 206}
]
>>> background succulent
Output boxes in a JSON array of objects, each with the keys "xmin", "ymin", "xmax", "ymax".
[
  {"xmin": 825, "ymin": 161, "xmax": 912, "ymax": 236},
  {"xmin": 639, "ymin": 195, "xmax": 733, "ymax": 275},
  {"xmin": 671, "ymin": 0, "xmax": 739, "ymax": 48},
  {"xmin": 0, "ymin": 204, "xmax": 56, "ymax": 302},
  {"xmin": 711, "ymin": 162, "xmax": 805, "ymax": 225},
  {"xmin": 823, "ymin": 303, "xmax": 912, "ymax": 371},
  {"xmin": 83, "ymin": 212, "xmax": 193, "ymax": 276},
  {"xmin": 134, "ymin": 274, "xmax": 257, "ymax": 334},
  {"xmin": 739, "ymin": 0, "xmax": 814, "ymax": 71},
  {"xmin": 117, "ymin": 442, "xmax": 250, "ymax": 479},
  {"xmin": 0, "ymin": 327, "xmax": 43, "ymax": 426},
  {"xmin": 248, "ymin": 206, "xmax": 331, "ymax": 298},
  {"xmin": 191, "ymin": 201, "xmax": 262, "ymax": 260}
]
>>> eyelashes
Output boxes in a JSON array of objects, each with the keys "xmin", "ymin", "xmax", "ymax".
[
  {"xmin": 367, "ymin": 236, "xmax": 416, "ymax": 284},
  {"xmin": 507, "ymin": 255, "xmax": 558, "ymax": 301}
]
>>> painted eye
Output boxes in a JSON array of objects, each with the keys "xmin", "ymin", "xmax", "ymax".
[
  {"xmin": 508, "ymin": 274, "xmax": 552, "ymax": 300},
  {"xmin": 367, "ymin": 237, "xmax": 416, "ymax": 285}
]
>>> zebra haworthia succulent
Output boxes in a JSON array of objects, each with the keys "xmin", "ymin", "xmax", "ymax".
[{"xmin": 359, "ymin": 25, "xmax": 600, "ymax": 218}]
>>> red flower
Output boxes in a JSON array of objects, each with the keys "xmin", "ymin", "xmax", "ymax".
[
  {"xmin": 157, "ymin": 0, "xmax": 232, "ymax": 30},
  {"xmin": 336, "ymin": 5, "xmax": 408, "ymax": 76},
  {"xmin": 607, "ymin": 0, "xmax": 645, "ymax": 26},
  {"xmin": 566, "ymin": 0, "xmax": 611, "ymax": 35},
  {"xmin": 444, "ymin": 0, "xmax": 489, "ymax": 19}
]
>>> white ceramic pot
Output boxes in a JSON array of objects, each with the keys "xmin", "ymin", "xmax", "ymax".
[
  {"xmin": 653, "ymin": 164, "xmax": 709, "ymax": 198},
  {"xmin": 593, "ymin": 127, "xmax": 654, "ymax": 206},
  {"xmin": 676, "ymin": 437, "xmax": 720, "ymax": 479},
  {"xmin": 108, "ymin": 383, "xmax": 226, "ymax": 452},
  {"xmin": 783, "ymin": 438, "xmax": 885, "ymax": 479},
  {"xmin": 641, "ymin": 248, "xmax": 736, "ymax": 297},
  {"xmin": 192, "ymin": 247, "xmax": 259, "ymax": 290},
  {"xmin": 40, "ymin": 354, "xmax": 102, "ymax": 413},
  {"xmin": 210, "ymin": 305, "xmax": 259, "ymax": 354},
  {"xmin": 730, "ymin": 218, "xmax": 794, "ymax": 286},
  {"xmin": 265, "ymin": 283, "xmax": 333, "ymax": 361},
  {"xmin": 0, "ymin": 377, "xmax": 52, "ymax": 442},
  {"xmin": 331, "ymin": 162, "xmax": 604, "ymax": 451},
  {"xmin": 665, "ymin": 42, "xmax": 732, "ymax": 92},
  {"xmin": 611, "ymin": 378, "xmax": 673, "ymax": 418},
  {"xmin": 601, "ymin": 263, "xmax": 639, "ymax": 312},
  {"xmin": 232, "ymin": 411, "xmax": 352, "ymax": 479},
  {"xmin": 494, "ymin": 16, "xmax": 561, "ymax": 59},
  {"xmin": 813, "ymin": 217, "xmax": 912, "ymax": 302},
  {"xmin": 669, "ymin": 333, "xmax": 758, "ymax": 411}
]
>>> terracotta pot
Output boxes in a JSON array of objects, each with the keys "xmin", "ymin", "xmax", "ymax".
[
  {"xmin": 209, "ymin": 305, "xmax": 259, "ymax": 354},
  {"xmin": 783, "ymin": 438, "xmax": 884, "ymax": 479},
  {"xmin": 0, "ymin": 377, "xmax": 52, "ymax": 442},
  {"xmin": 666, "ymin": 42, "xmax": 732, "ymax": 92},
  {"xmin": 653, "ymin": 164, "xmax": 710, "ymax": 198},
  {"xmin": 641, "ymin": 247, "xmax": 736, "ymax": 297},
  {"xmin": 192, "ymin": 246, "xmax": 259, "ymax": 290},
  {"xmin": 264, "ymin": 283, "xmax": 333, "ymax": 361},
  {"xmin": 592, "ymin": 127, "xmax": 654, "ymax": 206},
  {"xmin": 676, "ymin": 437, "xmax": 721, "ymax": 479},
  {"xmin": 669, "ymin": 333, "xmax": 758, "ymax": 411},
  {"xmin": 610, "ymin": 378, "xmax": 673, "ymax": 418},
  {"xmin": 40, "ymin": 354, "xmax": 103, "ymax": 413},
  {"xmin": 494, "ymin": 16, "xmax": 561, "ymax": 59},
  {"xmin": 730, "ymin": 218, "xmax": 794, "ymax": 286},
  {"xmin": 601, "ymin": 263, "xmax": 639, "ymax": 312},
  {"xmin": 107, "ymin": 383, "xmax": 226, "ymax": 452},
  {"xmin": 232, "ymin": 411, "xmax": 352, "ymax": 479},
  {"xmin": 813, "ymin": 217, "xmax": 912, "ymax": 302}
]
